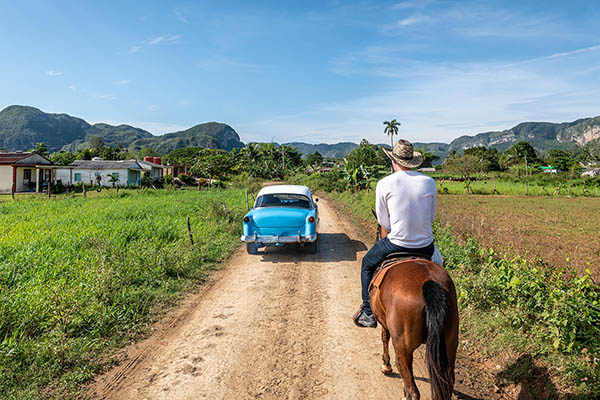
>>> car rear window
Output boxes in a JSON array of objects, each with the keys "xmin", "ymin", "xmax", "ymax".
[{"xmin": 256, "ymin": 194, "xmax": 311, "ymax": 208}]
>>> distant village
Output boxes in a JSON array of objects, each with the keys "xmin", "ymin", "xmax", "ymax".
[{"xmin": 0, "ymin": 151, "xmax": 185, "ymax": 194}]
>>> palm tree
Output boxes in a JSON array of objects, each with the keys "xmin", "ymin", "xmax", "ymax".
[
  {"xmin": 108, "ymin": 173, "xmax": 119, "ymax": 193},
  {"xmin": 383, "ymin": 119, "xmax": 401, "ymax": 148}
]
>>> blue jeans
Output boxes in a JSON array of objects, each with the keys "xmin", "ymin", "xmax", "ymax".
[{"xmin": 361, "ymin": 238, "xmax": 434, "ymax": 315}]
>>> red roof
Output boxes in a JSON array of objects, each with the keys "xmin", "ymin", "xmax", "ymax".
[{"xmin": 0, "ymin": 152, "xmax": 32, "ymax": 164}]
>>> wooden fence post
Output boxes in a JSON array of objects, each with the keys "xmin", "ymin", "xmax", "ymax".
[
  {"xmin": 245, "ymin": 190, "xmax": 249, "ymax": 210},
  {"xmin": 186, "ymin": 216, "xmax": 194, "ymax": 246},
  {"xmin": 83, "ymin": 184, "xmax": 86, "ymax": 198}
]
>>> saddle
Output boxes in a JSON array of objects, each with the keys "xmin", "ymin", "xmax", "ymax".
[{"xmin": 369, "ymin": 252, "xmax": 431, "ymax": 295}]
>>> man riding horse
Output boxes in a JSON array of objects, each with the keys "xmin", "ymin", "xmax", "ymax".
[{"xmin": 355, "ymin": 139, "xmax": 442, "ymax": 328}]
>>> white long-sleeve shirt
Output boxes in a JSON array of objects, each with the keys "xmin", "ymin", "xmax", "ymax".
[{"xmin": 375, "ymin": 169, "xmax": 437, "ymax": 248}]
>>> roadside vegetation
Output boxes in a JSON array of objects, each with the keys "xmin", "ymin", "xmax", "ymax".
[{"xmin": 0, "ymin": 189, "xmax": 246, "ymax": 399}]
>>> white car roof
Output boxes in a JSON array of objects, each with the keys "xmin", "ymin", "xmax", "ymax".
[{"xmin": 257, "ymin": 185, "xmax": 313, "ymax": 198}]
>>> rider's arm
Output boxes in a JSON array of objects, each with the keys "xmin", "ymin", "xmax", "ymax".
[
  {"xmin": 380, "ymin": 226, "xmax": 390, "ymax": 239},
  {"xmin": 375, "ymin": 181, "xmax": 392, "ymax": 234},
  {"xmin": 431, "ymin": 179, "xmax": 437, "ymax": 222}
]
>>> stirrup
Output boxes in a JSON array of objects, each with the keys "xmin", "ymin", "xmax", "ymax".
[{"xmin": 353, "ymin": 305, "xmax": 364, "ymax": 323}]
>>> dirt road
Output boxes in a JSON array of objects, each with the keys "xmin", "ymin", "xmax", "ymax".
[{"xmin": 89, "ymin": 198, "xmax": 446, "ymax": 399}]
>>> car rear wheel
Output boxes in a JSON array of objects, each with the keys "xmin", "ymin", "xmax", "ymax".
[
  {"xmin": 246, "ymin": 243, "xmax": 259, "ymax": 255},
  {"xmin": 305, "ymin": 239, "xmax": 318, "ymax": 254}
]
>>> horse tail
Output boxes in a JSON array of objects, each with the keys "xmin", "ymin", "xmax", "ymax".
[{"xmin": 422, "ymin": 280, "xmax": 452, "ymax": 400}]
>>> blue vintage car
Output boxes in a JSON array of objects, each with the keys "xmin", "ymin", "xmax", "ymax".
[{"xmin": 241, "ymin": 185, "xmax": 319, "ymax": 254}]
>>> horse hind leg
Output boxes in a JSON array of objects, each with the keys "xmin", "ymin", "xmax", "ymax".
[
  {"xmin": 394, "ymin": 345, "xmax": 420, "ymax": 400},
  {"xmin": 381, "ymin": 327, "xmax": 392, "ymax": 375}
]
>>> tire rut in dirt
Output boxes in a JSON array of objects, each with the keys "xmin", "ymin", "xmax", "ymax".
[{"xmin": 222, "ymin": 252, "xmax": 328, "ymax": 399}]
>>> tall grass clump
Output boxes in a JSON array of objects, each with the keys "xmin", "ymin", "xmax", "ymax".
[{"xmin": 0, "ymin": 189, "xmax": 245, "ymax": 399}]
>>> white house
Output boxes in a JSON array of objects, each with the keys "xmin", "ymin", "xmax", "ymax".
[
  {"xmin": 0, "ymin": 152, "xmax": 59, "ymax": 193},
  {"xmin": 56, "ymin": 159, "xmax": 143, "ymax": 187}
]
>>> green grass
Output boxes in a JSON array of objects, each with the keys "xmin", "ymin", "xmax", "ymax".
[
  {"xmin": 0, "ymin": 189, "xmax": 246, "ymax": 399},
  {"xmin": 437, "ymin": 178, "xmax": 600, "ymax": 197},
  {"xmin": 325, "ymin": 189, "xmax": 600, "ymax": 398}
]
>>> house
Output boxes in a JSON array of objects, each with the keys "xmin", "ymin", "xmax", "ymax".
[
  {"xmin": 582, "ymin": 168, "xmax": 600, "ymax": 177},
  {"xmin": 162, "ymin": 164, "xmax": 186, "ymax": 178},
  {"xmin": 0, "ymin": 152, "xmax": 60, "ymax": 194},
  {"xmin": 55, "ymin": 159, "xmax": 143, "ymax": 187},
  {"xmin": 138, "ymin": 158, "xmax": 164, "ymax": 182}
]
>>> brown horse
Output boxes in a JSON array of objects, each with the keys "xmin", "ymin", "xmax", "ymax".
[{"xmin": 369, "ymin": 219, "xmax": 459, "ymax": 400}]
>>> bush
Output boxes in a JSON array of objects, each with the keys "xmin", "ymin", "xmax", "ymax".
[{"xmin": 177, "ymin": 174, "xmax": 195, "ymax": 185}]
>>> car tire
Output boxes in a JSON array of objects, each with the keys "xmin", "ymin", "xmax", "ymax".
[
  {"xmin": 305, "ymin": 239, "xmax": 318, "ymax": 254},
  {"xmin": 246, "ymin": 243, "xmax": 259, "ymax": 255}
]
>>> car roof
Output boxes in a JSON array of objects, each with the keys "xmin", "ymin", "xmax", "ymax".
[{"xmin": 257, "ymin": 185, "xmax": 313, "ymax": 198}]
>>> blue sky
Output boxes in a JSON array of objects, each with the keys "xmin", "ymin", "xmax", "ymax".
[{"xmin": 1, "ymin": 0, "xmax": 599, "ymax": 144}]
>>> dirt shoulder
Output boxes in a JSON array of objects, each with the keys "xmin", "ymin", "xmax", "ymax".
[{"xmin": 87, "ymin": 197, "xmax": 489, "ymax": 399}]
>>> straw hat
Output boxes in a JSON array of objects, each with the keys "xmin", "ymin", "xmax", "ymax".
[{"xmin": 382, "ymin": 139, "xmax": 423, "ymax": 169}]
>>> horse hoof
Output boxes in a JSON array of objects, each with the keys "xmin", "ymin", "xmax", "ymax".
[{"xmin": 381, "ymin": 365, "xmax": 392, "ymax": 375}]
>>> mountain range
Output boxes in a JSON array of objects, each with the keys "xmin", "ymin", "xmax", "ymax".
[
  {"xmin": 0, "ymin": 105, "xmax": 244, "ymax": 153},
  {"xmin": 1, "ymin": 105, "xmax": 599, "ymax": 160}
]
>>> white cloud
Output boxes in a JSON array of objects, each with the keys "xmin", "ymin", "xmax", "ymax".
[
  {"xmin": 147, "ymin": 104, "xmax": 159, "ymax": 112},
  {"xmin": 68, "ymin": 85, "xmax": 77, "ymax": 91},
  {"xmin": 115, "ymin": 79, "xmax": 132, "ymax": 85},
  {"xmin": 173, "ymin": 8, "xmax": 188, "ymax": 23},
  {"xmin": 46, "ymin": 70, "xmax": 62, "ymax": 76},
  {"xmin": 128, "ymin": 34, "xmax": 183, "ymax": 54},
  {"xmin": 396, "ymin": 15, "xmax": 432, "ymax": 26}
]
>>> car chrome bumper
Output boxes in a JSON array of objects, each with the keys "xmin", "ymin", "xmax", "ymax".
[{"xmin": 241, "ymin": 233, "xmax": 317, "ymax": 244}]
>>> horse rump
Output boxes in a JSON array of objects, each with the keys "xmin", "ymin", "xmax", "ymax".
[{"xmin": 422, "ymin": 280, "xmax": 452, "ymax": 400}]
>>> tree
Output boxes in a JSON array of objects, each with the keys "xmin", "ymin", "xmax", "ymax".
[
  {"xmin": 463, "ymin": 146, "xmax": 500, "ymax": 172},
  {"xmin": 499, "ymin": 141, "xmax": 539, "ymax": 174},
  {"xmin": 101, "ymin": 146, "xmax": 123, "ymax": 160},
  {"xmin": 346, "ymin": 140, "xmax": 389, "ymax": 170},
  {"xmin": 417, "ymin": 146, "xmax": 440, "ymax": 168},
  {"xmin": 190, "ymin": 149, "xmax": 235, "ymax": 182},
  {"xmin": 306, "ymin": 151, "xmax": 323, "ymax": 167},
  {"xmin": 547, "ymin": 149, "xmax": 578, "ymax": 172},
  {"xmin": 107, "ymin": 173, "xmax": 120, "ymax": 193},
  {"xmin": 383, "ymin": 119, "xmax": 401, "ymax": 147},
  {"xmin": 35, "ymin": 142, "xmax": 49, "ymax": 156},
  {"xmin": 50, "ymin": 151, "xmax": 75, "ymax": 166},
  {"xmin": 139, "ymin": 147, "xmax": 154, "ymax": 158},
  {"xmin": 443, "ymin": 154, "xmax": 482, "ymax": 193},
  {"xmin": 76, "ymin": 148, "xmax": 99, "ymax": 160},
  {"xmin": 88, "ymin": 136, "xmax": 105, "ymax": 151}
]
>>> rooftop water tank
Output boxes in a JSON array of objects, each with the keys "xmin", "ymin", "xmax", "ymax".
[
  {"xmin": 153, "ymin": 157, "xmax": 162, "ymax": 165},
  {"xmin": 143, "ymin": 156, "xmax": 154, "ymax": 162}
]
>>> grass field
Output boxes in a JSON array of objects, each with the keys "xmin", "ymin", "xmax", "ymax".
[
  {"xmin": 436, "ymin": 178, "xmax": 600, "ymax": 197},
  {"xmin": 0, "ymin": 189, "xmax": 246, "ymax": 399},
  {"xmin": 325, "ymin": 189, "xmax": 599, "ymax": 398}
]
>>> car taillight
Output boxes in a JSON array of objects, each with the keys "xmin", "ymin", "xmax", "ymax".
[
  {"xmin": 308, "ymin": 216, "xmax": 315, "ymax": 223},
  {"xmin": 243, "ymin": 216, "xmax": 250, "ymax": 223}
]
